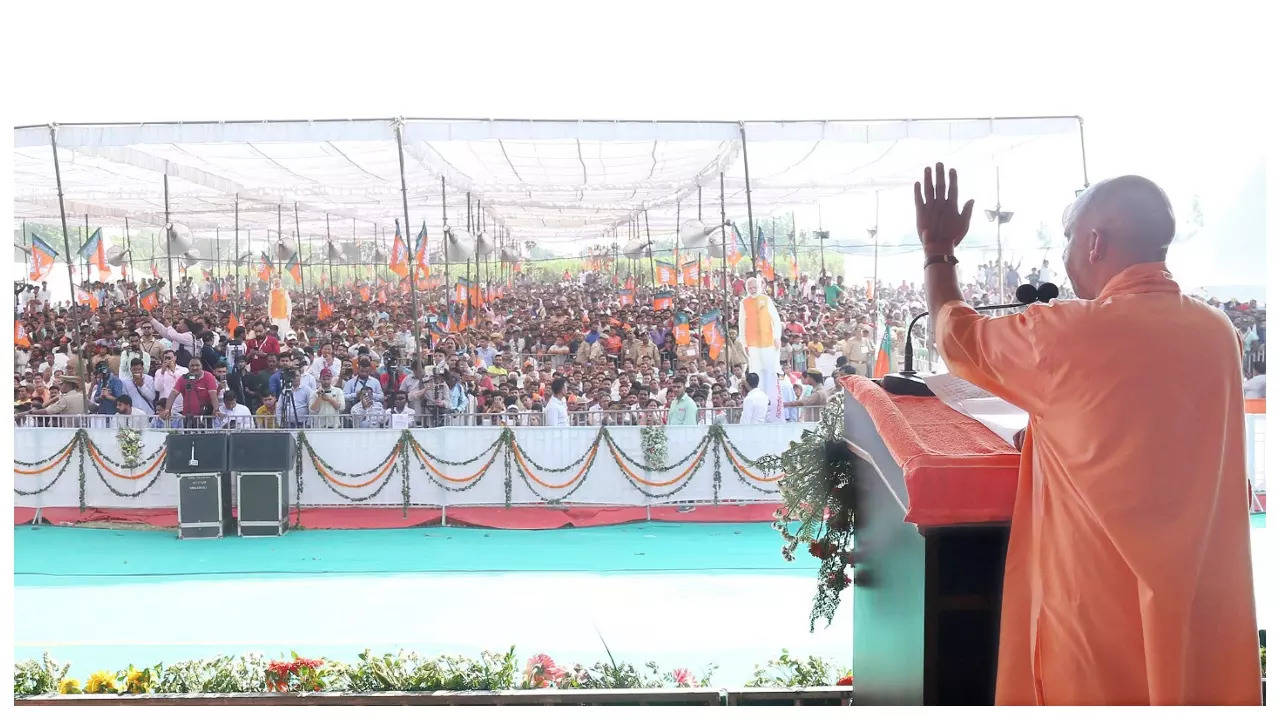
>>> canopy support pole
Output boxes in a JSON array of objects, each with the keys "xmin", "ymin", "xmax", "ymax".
[
  {"xmin": 49, "ymin": 124, "xmax": 85, "ymax": 381},
  {"xmin": 872, "ymin": 190, "xmax": 880, "ymax": 334},
  {"xmin": 124, "ymin": 218, "xmax": 135, "ymax": 301},
  {"xmin": 739, "ymin": 122, "xmax": 757, "ymax": 271},
  {"xmin": 294, "ymin": 202, "xmax": 308, "ymax": 318},
  {"xmin": 326, "ymin": 213, "xmax": 333, "ymax": 293},
  {"xmin": 644, "ymin": 208, "xmax": 655, "ymax": 287},
  {"xmin": 465, "ymin": 191, "xmax": 472, "ymax": 323},
  {"xmin": 233, "ymin": 196, "xmax": 239, "ymax": 316},
  {"xmin": 394, "ymin": 119, "xmax": 424, "ymax": 358},
  {"xmin": 719, "ymin": 172, "xmax": 728, "ymax": 315},
  {"xmin": 164, "ymin": 174, "xmax": 173, "ymax": 302},
  {"xmin": 215, "ymin": 228, "xmax": 221, "ymax": 282},
  {"xmin": 442, "ymin": 176, "xmax": 450, "ymax": 307}
]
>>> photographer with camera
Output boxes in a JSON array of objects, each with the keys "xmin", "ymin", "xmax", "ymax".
[
  {"xmin": 88, "ymin": 360, "xmax": 125, "ymax": 424},
  {"xmin": 120, "ymin": 357, "xmax": 158, "ymax": 415},
  {"xmin": 309, "ymin": 367, "xmax": 344, "ymax": 429},
  {"xmin": 275, "ymin": 363, "xmax": 313, "ymax": 429},
  {"xmin": 159, "ymin": 357, "xmax": 219, "ymax": 429},
  {"xmin": 343, "ymin": 357, "xmax": 383, "ymax": 412}
]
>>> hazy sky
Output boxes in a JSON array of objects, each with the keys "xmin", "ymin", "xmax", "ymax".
[{"xmin": 5, "ymin": 1, "xmax": 1269, "ymax": 291}]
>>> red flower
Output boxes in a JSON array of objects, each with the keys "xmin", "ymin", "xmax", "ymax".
[
  {"xmin": 808, "ymin": 540, "xmax": 828, "ymax": 559},
  {"xmin": 837, "ymin": 674, "xmax": 853, "ymax": 686}
]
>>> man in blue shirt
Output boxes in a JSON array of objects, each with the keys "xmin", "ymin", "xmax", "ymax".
[{"xmin": 89, "ymin": 361, "xmax": 125, "ymax": 416}]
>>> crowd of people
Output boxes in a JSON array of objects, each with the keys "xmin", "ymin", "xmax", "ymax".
[{"xmin": 12, "ymin": 257, "xmax": 1266, "ymax": 430}]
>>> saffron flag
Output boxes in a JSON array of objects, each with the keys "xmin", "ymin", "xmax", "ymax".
[
  {"xmin": 754, "ymin": 226, "xmax": 775, "ymax": 281},
  {"xmin": 625, "ymin": 276, "xmax": 635, "ymax": 290},
  {"xmin": 80, "ymin": 228, "xmax": 110, "ymax": 279},
  {"xmin": 618, "ymin": 289, "xmax": 634, "ymax": 306},
  {"xmin": 317, "ymin": 297, "xmax": 334, "ymax": 320},
  {"xmin": 377, "ymin": 287, "xmax": 388, "ymax": 304},
  {"xmin": 15, "ymin": 320, "xmax": 31, "ymax": 348},
  {"xmin": 139, "ymin": 285, "xmax": 160, "ymax": 311},
  {"xmin": 652, "ymin": 290, "xmax": 674, "ymax": 310},
  {"xmin": 227, "ymin": 313, "xmax": 240, "ymax": 337},
  {"xmin": 726, "ymin": 224, "xmax": 744, "ymax": 266},
  {"xmin": 29, "ymin": 234, "xmax": 57, "ymax": 281},
  {"xmin": 286, "ymin": 252, "xmax": 302, "ymax": 284},
  {"xmin": 673, "ymin": 311, "xmax": 691, "ymax": 346},
  {"xmin": 791, "ymin": 257, "xmax": 800, "ymax": 280},
  {"xmin": 655, "ymin": 260, "xmax": 677, "ymax": 286},
  {"xmin": 244, "ymin": 284, "xmax": 253, "ymax": 302},
  {"xmin": 151, "ymin": 259, "xmax": 160, "ymax": 279},
  {"xmin": 701, "ymin": 311, "xmax": 725, "ymax": 360},
  {"xmin": 680, "ymin": 260, "xmax": 699, "ymax": 286},
  {"xmin": 872, "ymin": 323, "xmax": 892, "ymax": 378},
  {"xmin": 257, "ymin": 252, "xmax": 274, "ymax": 282},
  {"xmin": 360, "ymin": 285, "xmax": 371, "ymax": 302},
  {"xmin": 413, "ymin": 222, "xmax": 431, "ymax": 283},
  {"xmin": 389, "ymin": 220, "xmax": 409, "ymax": 278}
]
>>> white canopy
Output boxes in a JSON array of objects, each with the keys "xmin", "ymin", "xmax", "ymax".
[{"xmin": 14, "ymin": 117, "xmax": 1085, "ymax": 256}]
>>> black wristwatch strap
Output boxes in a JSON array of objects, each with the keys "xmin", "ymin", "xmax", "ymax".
[{"xmin": 923, "ymin": 254, "xmax": 959, "ymax": 269}]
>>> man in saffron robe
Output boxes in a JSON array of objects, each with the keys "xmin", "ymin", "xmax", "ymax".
[
  {"xmin": 267, "ymin": 277, "xmax": 293, "ymax": 341},
  {"xmin": 916, "ymin": 164, "xmax": 1261, "ymax": 705},
  {"xmin": 738, "ymin": 276, "xmax": 783, "ymax": 422}
]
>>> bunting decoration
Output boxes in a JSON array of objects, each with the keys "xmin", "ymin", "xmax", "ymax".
[
  {"xmin": 28, "ymin": 234, "xmax": 57, "ymax": 281},
  {"xmin": 389, "ymin": 220, "xmax": 409, "ymax": 278}
]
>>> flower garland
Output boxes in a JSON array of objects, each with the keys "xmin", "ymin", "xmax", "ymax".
[
  {"xmin": 116, "ymin": 427, "xmax": 143, "ymax": 469},
  {"xmin": 756, "ymin": 397, "xmax": 863, "ymax": 631},
  {"xmin": 640, "ymin": 425, "xmax": 669, "ymax": 468}
]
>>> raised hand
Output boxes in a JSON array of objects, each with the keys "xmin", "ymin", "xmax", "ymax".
[{"xmin": 914, "ymin": 162, "xmax": 975, "ymax": 254}]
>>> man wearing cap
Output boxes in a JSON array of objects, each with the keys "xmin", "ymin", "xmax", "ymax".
[
  {"xmin": 36, "ymin": 376, "xmax": 87, "ymax": 422},
  {"xmin": 309, "ymin": 368, "xmax": 344, "ymax": 429}
]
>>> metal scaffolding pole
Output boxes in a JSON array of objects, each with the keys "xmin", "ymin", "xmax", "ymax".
[
  {"xmin": 48, "ymin": 124, "xmax": 84, "ymax": 381},
  {"xmin": 164, "ymin": 174, "xmax": 173, "ymax": 302},
  {"xmin": 644, "ymin": 209, "xmax": 655, "ymax": 286},
  {"xmin": 739, "ymin": 122, "xmax": 757, "ymax": 271},
  {"xmin": 233, "ymin": 196, "xmax": 239, "ymax": 315},
  {"xmin": 393, "ymin": 120, "xmax": 424, "ymax": 357},
  {"xmin": 293, "ymin": 202, "xmax": 308, "ymax": 317}
]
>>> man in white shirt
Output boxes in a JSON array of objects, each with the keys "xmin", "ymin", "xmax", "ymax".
[
  {"xmin": 111, "ymin": 394, "xmax": 150, "ymax": 429},
  {"xmin": 740, "ymin": 372, "xmax": 769, "ymax": 425},
  {"xmin": 214, "ymin": 390, "xmax": 253, "ymax": 429},
  {"xmin": 307, "ymin": 342, "xmax": 342, "ymax": 383},
  {"xmin": 309, "ymin": 368, "xmax": 345, "ymax": 428},
  {"xmin": 120, "ymin": 357, "xmax": 158, "ymax": 415},
  {"xmin": 544, "ymin": 377, "xmax": 570, "ymax": 427},
  {"xmin": 153, "ymin": 350, "xmax": 181, "ymax": 403}
]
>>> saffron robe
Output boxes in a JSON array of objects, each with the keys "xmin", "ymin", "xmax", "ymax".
[{"xmin": 935, "ymin": 262, "xmax": 1261, "ymax": 705}]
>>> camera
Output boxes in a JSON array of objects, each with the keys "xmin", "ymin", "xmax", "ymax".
[{"xmin": 280, "ymin": 368, "xmax": 297, "ymax": 391}]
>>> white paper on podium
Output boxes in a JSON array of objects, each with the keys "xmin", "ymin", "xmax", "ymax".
[{"xmin": 923, "ymin": 373, "xmax": 1028, "ymax": 448}]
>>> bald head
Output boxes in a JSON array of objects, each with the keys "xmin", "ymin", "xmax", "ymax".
[{"xmin": 1062, "ymin": 175, "xmax": 1175, "ymax": 299}]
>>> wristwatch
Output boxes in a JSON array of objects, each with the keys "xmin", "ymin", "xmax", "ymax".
[{"xmin": 923, "ymin": 253, "xmax": 959, "ymax": 269}]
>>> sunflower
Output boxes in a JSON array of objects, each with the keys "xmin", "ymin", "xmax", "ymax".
[{"xmin": 84, "ymin": 670, "xmax": 118, "ymax": 694}]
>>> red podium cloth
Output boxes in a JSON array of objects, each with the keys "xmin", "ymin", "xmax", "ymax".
[{"xmin": 840, "ymin": 375, "xmax": 1020, "ymax": 527}]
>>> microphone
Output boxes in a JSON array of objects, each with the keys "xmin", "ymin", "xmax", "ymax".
[{"xmin": 882, "ymin": 284, "xmax": 1056, "ymax": 396}]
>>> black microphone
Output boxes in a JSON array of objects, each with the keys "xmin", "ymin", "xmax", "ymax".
[{"xmin": 883, "ymin": 284, "xmax": 1054, "ymax": 396}]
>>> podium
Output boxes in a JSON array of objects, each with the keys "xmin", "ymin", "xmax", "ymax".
[
  {"xmin": 229, "ymin": 433, "xmax": 295, "ymax": 537},
  {"xmin": 841, "ymin": 377, "xmax": 1021, "ymax": 705},
  {"xmin": 166, "ymin": 434, "xmax": 231, "ymax": 540}
]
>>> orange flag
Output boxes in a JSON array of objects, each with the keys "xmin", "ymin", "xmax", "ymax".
[
  {"xmin": 15, "ymin": 320, "xmax": 31, "ymax": 348},
  {"xmin": 389, "ymin": 220, "xmax": 409, "ymax": 278},
  {"xmin": 360, "ymin": 285, "xmax": 371, "ymax": 302},
  {"xmin": 227, "ymin": 313, "xmax": 240, "ymax": 336}
]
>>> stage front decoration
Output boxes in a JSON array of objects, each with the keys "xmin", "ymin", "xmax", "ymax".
[
  {"xmin": 14, "ymin": 424, "xmax": 807, "ymax": 518},
  {"xmin": 758, "ymin": 398, "xmax": 865, "ymax": 631}
]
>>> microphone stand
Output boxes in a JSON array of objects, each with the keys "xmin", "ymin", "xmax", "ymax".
[{"xmin": 880, "ymin": 298, "xmax": 1036, "ymax": 397}]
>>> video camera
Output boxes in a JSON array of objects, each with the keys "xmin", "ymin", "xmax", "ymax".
[{"xmin": 280, "ymin": 368, "xmax": 298, "ymax": 392}]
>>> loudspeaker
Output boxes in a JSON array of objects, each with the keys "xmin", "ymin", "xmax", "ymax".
[
  {"xmin": 177, "ymin": 473, "xmax": 224, "ymax": 539},
  {"xmin": 165, "ymin": 434, "xmax": 229, "ymax": 474},
  {"xmin": 236, "ymin": 472, "xmax": 289, "ymax": 536},
  {"xmin": 229, "ymin": 432, "xmax": 296, "ymax": 472}
]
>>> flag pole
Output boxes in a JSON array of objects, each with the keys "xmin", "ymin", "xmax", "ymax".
[
  {"xmin": 442, "ymin": 176, "xmax": 450, "ymax": 305},
  {"xmin": 739, "ymin": 122, "xmax": 757, "ymax": 271},
  {"xmin": 48, "ymin": 124, "xmax": 85, "ymax": 381},
  {"xmin": 719, "ymin": 172, "xmax": 728, "ymax": 318},
  {"xmin": 233, "ymin": 195, "xmax": 239, "ymax": 317},
  {"xmin": 644, "ymin": 208, "xmax": 655, "ymax": 287},
  {"xmin": 163, "ymin": 174, "xmax": 174, "ymax": 303},
  {"xmin": 124, "ymin": 217, "xmax": 134, "ymax": 302},
  {"xmin": 21, "ymin": 219, "xmax": 29, "ymax": 281},
  {"xmin": 394, "ymin": 118, "xmax": 424, "ymax": 358},
  {"xmin": 326, "ymin": 213, "xmax": 333, "ymax": 293},
  {"xmin": 294, "ymin": 202, "xmax": 308, "ymax": 318}
]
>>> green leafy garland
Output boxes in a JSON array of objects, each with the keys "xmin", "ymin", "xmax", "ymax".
[{"xmin": 756, "ymin": 397, "xmax": 863, "ymax": 631}]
